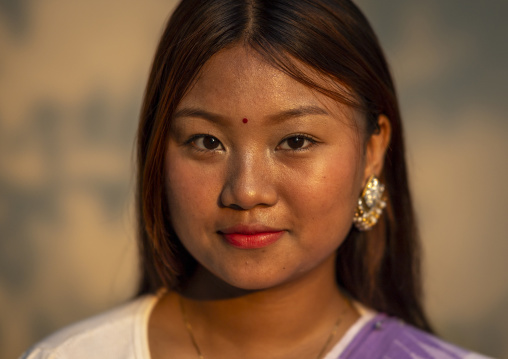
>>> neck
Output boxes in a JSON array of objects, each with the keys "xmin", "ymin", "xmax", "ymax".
[{"xmin": 176, "ymin": 255, "xmax": 357, "ymax": 356}]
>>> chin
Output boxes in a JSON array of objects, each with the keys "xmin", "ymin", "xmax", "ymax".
[
  {"xmin": 201, "ymin": 264, "xmax": 297, "ymax": 294},
  {"xmin": 225, "ymin": 277, "xmax": 284, "ymax": 292},
  {"xmin": 219, "ymin": 263, "xmax": 317, "ymax": 293}
]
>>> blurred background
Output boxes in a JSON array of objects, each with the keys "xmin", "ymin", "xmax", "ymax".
[{"xmin": 0, "ymin": 0, "xmax": 507, "ymax": 358}]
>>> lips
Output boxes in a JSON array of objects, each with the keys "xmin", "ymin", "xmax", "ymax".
[{"xmin": 218, "ymin": 224, "xmax": 285, "ymax": 249}]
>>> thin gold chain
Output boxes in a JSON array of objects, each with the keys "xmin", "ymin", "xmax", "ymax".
[
  {"xmin": 178, "ymin": 296, "xmax": 350, "ymax": 359},
  {"xmin": 179, "ymin": 297, "xmax": 204, "ymax": 359},
  {"xmin": 314, "ymin": 302, "xmax": 350, "ymax": 359}
]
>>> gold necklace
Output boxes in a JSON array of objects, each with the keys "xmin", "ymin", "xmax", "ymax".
[{"xmin": 179, "ymin": 296, "xmax": 350, "ymax": 359}]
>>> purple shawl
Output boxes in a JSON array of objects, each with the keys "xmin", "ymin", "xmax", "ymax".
[{"xmin": 338, "ymin": 314, "xmax": 493, "ymax": 359}]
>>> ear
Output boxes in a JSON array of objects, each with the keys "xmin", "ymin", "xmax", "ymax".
[{"xmin": 363, "ymin": 114, "xmax": 391, "ymax": 183}]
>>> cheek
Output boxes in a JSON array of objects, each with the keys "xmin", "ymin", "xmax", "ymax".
[
  {"xmin": 284, "ymin": 150, "xmax": 363, "ymax": 239},
  {"xmin": 164, "ymin": 153, "xmax": 220, "ymax": 233}
]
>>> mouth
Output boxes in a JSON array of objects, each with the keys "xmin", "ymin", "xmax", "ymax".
[{"xmin": 218, "ymin": 224, "xmax": 285, "ymax": 249}]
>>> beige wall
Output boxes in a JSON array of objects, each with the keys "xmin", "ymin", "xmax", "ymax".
[{"xmin": 1, "ymin": 1, "xmax": 506, "ymax": 358}]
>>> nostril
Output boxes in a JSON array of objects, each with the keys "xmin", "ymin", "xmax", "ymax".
[
  {"xmin": 228, "ymin": 204, "xmax": 244, "ymax": 210},
  {"xmin": 218, "ymin": 194, "xmax": 246, "ymax": 210}
]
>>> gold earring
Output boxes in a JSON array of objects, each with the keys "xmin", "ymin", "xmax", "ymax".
[{"xmin": 353, "ymin": 175, "xmax": 386, "ymax": 231}]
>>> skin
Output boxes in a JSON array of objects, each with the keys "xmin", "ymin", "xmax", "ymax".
[{"xmin": 149, "ymin": 45, "xmax": 391, "ymax": 359}]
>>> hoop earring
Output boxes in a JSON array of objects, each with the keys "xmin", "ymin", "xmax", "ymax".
[{"xmin": 353, "ymin": 175, "xmax": 386, "ymax": 231}]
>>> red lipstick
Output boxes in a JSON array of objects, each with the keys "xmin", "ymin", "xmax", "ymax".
[{"xmin": 219, "ymin": 225, "xmax": 284, "ymax": 249}]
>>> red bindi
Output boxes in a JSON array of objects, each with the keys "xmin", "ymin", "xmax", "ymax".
[{"xmin": 242, "ymin": 118, "xmax": 248, "ymax": 124}]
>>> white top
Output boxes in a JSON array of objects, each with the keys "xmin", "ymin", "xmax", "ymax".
[
  {"xmin": 21, "ymin": 294, "xmax": 374, "ymax": 359},
  {"xmin": 322, "ymin": 303, "xmax": 375, "ymax": 359}
]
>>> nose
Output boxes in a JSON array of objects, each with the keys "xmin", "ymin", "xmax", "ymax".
[{"xmin": 219, "ymin": 151, "xmax": 278, "ymax": 210}]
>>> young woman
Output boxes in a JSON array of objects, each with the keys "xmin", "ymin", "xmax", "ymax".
[{"xmin": 22, "ymin": 0, "xmax": 492, "ymax": 358}]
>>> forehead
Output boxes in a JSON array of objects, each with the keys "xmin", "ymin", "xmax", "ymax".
[{"xmin": 178, "ymin": 45, "xmax": 358, "ymax": 122}]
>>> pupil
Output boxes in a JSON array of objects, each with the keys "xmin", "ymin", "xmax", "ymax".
[
  {"xmin": 288, "ymin": 137, "xmax": 304, "ymax": 149},
  {"xmin": 203, "ymin": 136, "xmax": 219, "ymax": 149}
]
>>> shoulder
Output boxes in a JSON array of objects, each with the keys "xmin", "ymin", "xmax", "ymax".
[
  {"xmin": 341, "ymin": 314, "xmax": 494, "ymax": 359},
  {"xmin": 20, "ymin": 295, "xmax": 159, "ymax": 359}
]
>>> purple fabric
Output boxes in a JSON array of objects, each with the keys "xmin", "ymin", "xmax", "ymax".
[{"xmin": 338, "ymin": 314, "xmax": 490, "ymax": 359}]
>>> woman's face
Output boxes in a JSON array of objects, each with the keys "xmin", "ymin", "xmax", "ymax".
[{"xmin": 165, "ymin": 46, "xmax": 378, "ymax": 291}]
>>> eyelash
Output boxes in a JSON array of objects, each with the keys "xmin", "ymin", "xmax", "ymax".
[
  {"xmin": 184, "ymin": 134, "xmax": 225, "ymax": 152},
  {"xmin": 277, "ymin": 134, "xmax": 319, "ymax": 152},
  {"xmin": 184, "ymin": 133, "xmax": 319, "ymax": 153}
]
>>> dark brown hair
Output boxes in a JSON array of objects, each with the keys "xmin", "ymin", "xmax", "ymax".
[{"xmin": 136, "ymin": 0, "xmax": 432, "ymax": 331}]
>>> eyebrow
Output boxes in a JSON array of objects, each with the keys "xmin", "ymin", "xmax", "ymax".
[
  {"xmin": 172, "ymin": 105, "xmax": 329, "ymax": 124},
  {"xmin": 173, "ymin": 108, "xmax": 222, "ymax": 122}
]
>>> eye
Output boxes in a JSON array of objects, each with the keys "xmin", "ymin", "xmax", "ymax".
[
  {"xmin": 187, "ymin": 134, "xmax": 224, "ymax": 151},
  {"xmin": 277, "ymin": 134, "xmax": 317, "ymax": 151}
]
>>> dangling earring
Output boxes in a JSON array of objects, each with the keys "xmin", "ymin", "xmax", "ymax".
[{"xmin": 353, "ymin": 175, "xmax": 387, "ymax": 231}]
